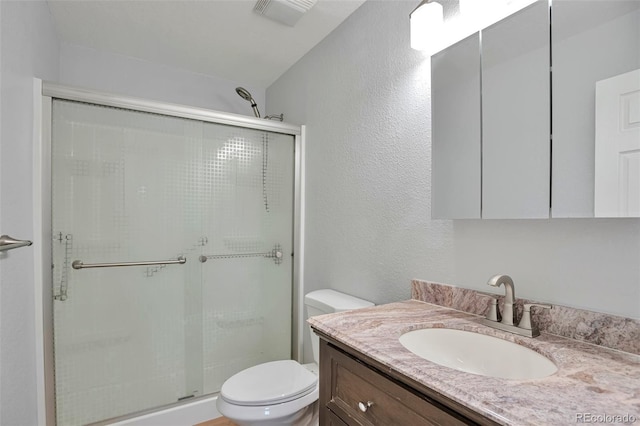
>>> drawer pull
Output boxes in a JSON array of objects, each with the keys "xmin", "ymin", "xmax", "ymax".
[{"xmin": 358, "ymin": 401, "xmax": 374, "ymax": 412}]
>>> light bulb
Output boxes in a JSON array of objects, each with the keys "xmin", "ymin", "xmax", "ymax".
[{"xmin": 410, "ymin": 1, "xmax": 444, "ymax": 51}]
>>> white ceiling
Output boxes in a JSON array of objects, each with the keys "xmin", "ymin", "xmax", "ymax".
[{"xmin": 47, "ymin": 0, "xmax": 367, "ymax": 88}]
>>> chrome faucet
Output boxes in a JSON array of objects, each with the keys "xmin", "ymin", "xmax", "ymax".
[
  {"xmin": 480, "ymin": 274, "xmax": 552, "ymax": 338},
  {"xmin": 487, "ymin": 274, "xmax": 515, "ymax": 325}
]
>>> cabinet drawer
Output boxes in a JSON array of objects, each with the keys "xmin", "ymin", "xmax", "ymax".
[
  {"xmin": 326, "ymin": 409, "xmax": 349, "ymax": 426},
  {"xmin": 322, "ymin": 343, "xmax": 469, "ymax": 426}
]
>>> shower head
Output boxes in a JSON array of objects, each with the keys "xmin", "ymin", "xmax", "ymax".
[
  {"xmin": 235, "ymin": 87, "xmax": 253, "ymax": 101},
  {"xmin": 235, "ymin": 87, "xmax": 261, "ymax": 118}
]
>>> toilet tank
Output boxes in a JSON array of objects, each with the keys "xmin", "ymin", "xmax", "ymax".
[{"xmin": 304, "ymin": 289, "xmax": 374, "ymax": 364}]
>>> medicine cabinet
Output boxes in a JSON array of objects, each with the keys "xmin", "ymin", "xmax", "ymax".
[
  {"xmin": 552, "ymin": 0, "xmax": 640, "ymax": 218},
  {"xmin": 431, "ymin": 0, "xmax": 640, "ymax": 219}
]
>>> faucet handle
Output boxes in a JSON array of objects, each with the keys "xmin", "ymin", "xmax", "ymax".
[
  {"xmin": 524, "ymin": 303, "xmax": 553, "ymax": 311},
  {"xmin": 518, "ymin": 303, "xmax": 552, "ymax": 332},
  {"xmin": 485, "ymin": 297, "xmax": 502, "ymax": 322}
]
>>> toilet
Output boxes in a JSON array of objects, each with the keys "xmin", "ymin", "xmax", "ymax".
[{"xmin": 216, "ymin": 289, "xmax": 374, "ymax": 426}]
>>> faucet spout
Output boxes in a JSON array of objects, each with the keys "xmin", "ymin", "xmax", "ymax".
[{"xmin": 487, "ymin": 274, "xmax": 515, "ymax": 325}]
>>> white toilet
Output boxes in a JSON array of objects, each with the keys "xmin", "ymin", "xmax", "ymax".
[{"xmin": 216, "ymin": 289, "xmax": 374, "ymax": 426}]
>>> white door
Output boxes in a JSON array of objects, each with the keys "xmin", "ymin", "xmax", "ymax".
[{"xmin": 595, "ymin": 68, "xmax": 640, "ymax": 217}]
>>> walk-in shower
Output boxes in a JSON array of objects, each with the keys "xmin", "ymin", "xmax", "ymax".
[{"xmin": 36, "ymin": 83, "xmax": 303, "ymax": 425}]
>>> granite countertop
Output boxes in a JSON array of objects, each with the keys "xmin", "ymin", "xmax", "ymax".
[{"xmin": 309, "ymin": 300, "xmax": 640, "ymax": 425}]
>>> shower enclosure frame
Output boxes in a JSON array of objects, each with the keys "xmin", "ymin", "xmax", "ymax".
[{"xmin": 32, "ymin": 79, "xmax": 306, "ymax": 426}]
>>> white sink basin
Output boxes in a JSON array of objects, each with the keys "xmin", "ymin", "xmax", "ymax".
[{"xmin": 399, "ymin": 328, "xmax": 557, "ymax": 380}]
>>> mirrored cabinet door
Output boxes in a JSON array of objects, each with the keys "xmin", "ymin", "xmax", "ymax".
[
  {"xmin": 552, "ymin": 1, "xmax": 640, "ymax": 218},
  {"xmin": 431, "ymin": 32, "xmax": 481, "ymax": 219},
  {"xmin": 481, "ymin": 0, "xmax": 550, "ymax": 219}
]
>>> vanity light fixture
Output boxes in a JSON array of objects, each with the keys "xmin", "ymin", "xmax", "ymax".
[
  {"xmin": 458, "ymin": 0, "xmax": 478, "ymax": 16},
  {"xmin": 410, "ymin": 0, "xmax": 444, "ymax": 51}
]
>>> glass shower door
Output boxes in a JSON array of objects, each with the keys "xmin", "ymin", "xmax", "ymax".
[
  {"xmin": 51, "ymin": 100, "xmax": 205, "ymax": 424},
  {"xmin": 198, "ymin": 124, "xmax": 294, "ymax": 393},
  {"xmin": 51, "ymin": 99, "xmax": 295, "ymax": 425}
]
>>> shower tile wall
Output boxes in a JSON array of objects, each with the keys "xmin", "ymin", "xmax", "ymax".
[{"xmin": 51, "ymin": 101, "xmax": 294, "ymax": 425}]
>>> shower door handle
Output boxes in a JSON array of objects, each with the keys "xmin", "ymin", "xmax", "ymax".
[{"xmin": 72, "ymin": 256, "xmax": 186, "ymax": 270}]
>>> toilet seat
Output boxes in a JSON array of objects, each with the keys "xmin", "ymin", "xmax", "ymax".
[{"xmin": 220, "ymin": 360, "xmax": 317, "ymax": 406}]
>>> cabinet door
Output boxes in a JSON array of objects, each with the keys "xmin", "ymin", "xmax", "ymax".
[
  {"xmin": 320, "ymin": 340, "xmax": 469, "ymax": 426},
  {"xmin": 552, "ymin": 1, "xmax": 640, "ymax": 217},
  {"xmin": 431, "ymin": 33, "xmax": 481, "ymax": 219},
  {"xmin": 481, "ymin": 0, "xmax": 550, "ymax": 219}
]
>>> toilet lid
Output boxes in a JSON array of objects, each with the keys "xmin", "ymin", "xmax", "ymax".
[{"xmin": 220, "ymin": 360, "xmax": 318, "ymax": 406}]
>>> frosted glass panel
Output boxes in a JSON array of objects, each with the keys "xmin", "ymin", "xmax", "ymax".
[
  {"xmin": 51, "ymin": 100, "xmax": 294, "ymax": 425},
  {"xmin": 199, "ymin": 124, "xmax": 294, "ymax": 393}
]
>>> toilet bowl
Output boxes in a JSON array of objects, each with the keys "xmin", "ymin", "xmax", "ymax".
[
  {"xmin": 216, "ymin": 290, "xmax": 374, "ymax": 426},
  {"xmin": 216, "ymin": 360, "xmax": 318, "ymax": 426}
]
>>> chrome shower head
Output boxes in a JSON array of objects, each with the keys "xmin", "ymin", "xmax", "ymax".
[
  {"xmin": 235, "ymin": 87, "xmax": 253, "ymax": 101},
  {"xmin": 235, "ymin": 87, "xmax": 261, "ymax": 118}
]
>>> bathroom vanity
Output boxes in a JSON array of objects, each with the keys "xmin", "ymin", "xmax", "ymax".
[
  {"xmin": 310, "ymin": 292, "xmax": 640, "ymax": 425},
  {"xmin": 317, "ymin": 333, "xmax": 495, "ymax": 425}
]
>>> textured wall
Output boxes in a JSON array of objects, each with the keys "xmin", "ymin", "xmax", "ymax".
[
  {"xmin": 59, "ymin": 43, "xmax": 267, "ymax": 118},
  {"xmin": 268, "ymin": 0, "xmax": 450, "ymax": 302},
  {"xmin": 0, "ymin": 1, "xmax": 60, "ymax": 424},
  {"xmin": 267, "ymin": 0, "xmax": 640, "ymax": 365}
]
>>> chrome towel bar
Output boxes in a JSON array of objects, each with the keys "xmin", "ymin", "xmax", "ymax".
[
  {"xmin": 72, "ymin": 256, "xmax": 186, "ymax": 270},
  {"xmin": 199, "ymin": 244, "xmax": 283, "ymax": 265},
  {"xmin": 0, "ymin": 235, "xmax": 33, "ymax": 252}
]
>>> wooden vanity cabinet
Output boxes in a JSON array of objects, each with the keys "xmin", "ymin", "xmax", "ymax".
[{"xmin": 318, "ymin": 336, "xmax": 497, "ymax": 426}]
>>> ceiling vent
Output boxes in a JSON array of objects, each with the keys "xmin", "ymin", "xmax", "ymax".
[{"xmin": 254, "ymin": 0, "xmax": 318, "ymax": 27}]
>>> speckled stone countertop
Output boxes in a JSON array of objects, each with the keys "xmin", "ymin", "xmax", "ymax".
[{"xmin": 309, "ymin": 300, "xmax": 640, "ymax": 425}]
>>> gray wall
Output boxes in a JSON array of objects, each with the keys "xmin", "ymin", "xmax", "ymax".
[
  {"xmin": 58, "ymin": 43, "xmax": 266, "ymax": 116},
  {"xmin": 267, "ymin": 0, "xmax": 640, "ymax": 362},
  {"xmin": 0, "ymin": 1, "xmax": 60, "ymax": 424}
]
